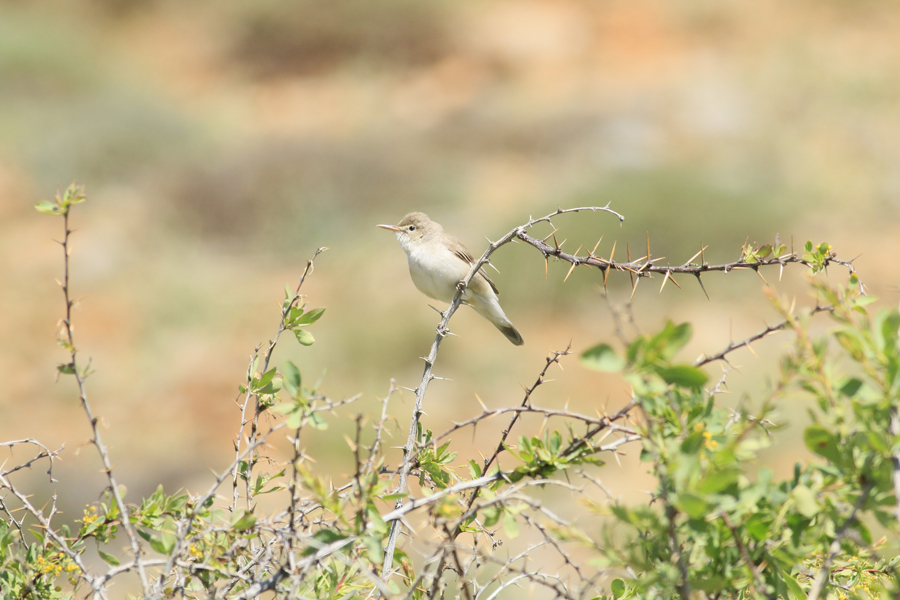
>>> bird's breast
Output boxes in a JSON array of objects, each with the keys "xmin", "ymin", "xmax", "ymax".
[{"xmin": 406, "ymin": 244, "xmax": 469, "ymax": 303}]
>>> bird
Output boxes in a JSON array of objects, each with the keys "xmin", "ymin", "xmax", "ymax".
[{"xmin": 377, "ymin": 212, "xmax": 524, "ymax": 346}]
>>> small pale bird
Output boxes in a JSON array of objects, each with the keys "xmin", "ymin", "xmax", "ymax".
[{"xmin": 378, "ymin": 212, "xmax": 524, "ymax": 346}]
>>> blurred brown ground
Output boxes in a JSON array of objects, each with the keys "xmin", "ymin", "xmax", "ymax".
[{"xmin": 1, "ymin": 0, "xmax": 899, "ymax": 589}]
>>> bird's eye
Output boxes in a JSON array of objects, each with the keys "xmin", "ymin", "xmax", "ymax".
[{"xmin": 408, "ymin": 225, "xmax": 416, "ymax": 231}]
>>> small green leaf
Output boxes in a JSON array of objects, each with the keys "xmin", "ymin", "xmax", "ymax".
[
  {"xmin": 804, "ymin": 426, "xmax": 841, "ymax": 464},
  {"xmin": 657, "ymin": 365, "xmax": 707, "ymax": 388},
  {"xmin": 302, "ymin": 530, "xmax": 346, "ymax": 556},
  {"xmin": 256, "ymin": 368, "xmax": 277, "ymax": 389},
  {"xmin": 294, "ymin": 329, "xmax": 315, "ymax": 346},
  {"xmin": 838, "ymin": 377, "xmax": 863, "ymax": 398},
  {"xmin": 309, "ymin": 411, "xmax": 328, "ymax": 430},
  {"xmin": 580, "ymin": 344, "xmax": 625, "ymax": 372},
  {"xmin": 482, "ymin": 505, "xmax": 501, "ymax": 528},
  {"xmin": 283, "ymin": 361, "xmax": 302, "ymax": 392},
  {"xmin": 35, "ymin": 201, "xmax": 59, "ymax": 215},
  {"xmin": 297, "ymin": 308, "xmax": 325, "ymax": 326},
  {"xmin": 744, "ymin": 514, "xmax": 768, "ymax": 541},
  {"xmin": 676, "ymin": 492, "xmax": 709, "ymax": 519},
  {"xmin": 97, "ymin": 549, "xmax": 120, "ymax": 566},
  {"xmin": 611, "ymin": 578, "xmax": 626, "ymax": 599},
  {"xmin": 792, "ymin": 484, "xmax": 819, "ymax": 518},
  {"xmin": 502, "ymin": 512, "xmax": 519, "ymax": 539},
  {"xmin": 231, "ymin": 510, "xmax": 257, "ymax": 531}
]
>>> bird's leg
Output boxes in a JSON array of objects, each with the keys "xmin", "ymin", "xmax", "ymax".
[{"xmin": 456, "ymin": 280, "xmax": 468, "ymax": 294}]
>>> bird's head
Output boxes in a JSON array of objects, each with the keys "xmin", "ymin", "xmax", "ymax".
[{"xmin": 377, "ymin": 212, "xmax": 441, "ymax": 251}]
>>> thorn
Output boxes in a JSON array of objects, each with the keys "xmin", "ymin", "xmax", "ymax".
[
  {"xmin": 541, "ymin": 226, "xmax": 559, "ymax": 243},
  {"xmin": 630, "ymin": 277, "xmax": 640, "ymax": 302},
  {"xmin": 660, "ymin": 270, "xmax": 681, "ymax": 292},
  {"xmin": 686, "ymin": 245, "xmax": 707, "ymax": 265},
  {"xmin": 564, "ymin": 260, "xmax": 578, "ymax": 282},
  {"xmin": 778, "ymin": 262, "xmax": 784, "ymax": 282},
  {"xmin": 755, "ymin": 268, "xmax": 769, "ymax": 286},
  {"xmin": 695, "ymin": 274, "xmax": 710, "ymax": 300},
  {"xmin": 746, "ymin": 344, "xmax": 758, "ymax": 359},
  {"xmin": 609, "ymin": 240, "xmax": 617, "ymax": 264},
  {"xmin": 544, "ymin": 256, "xmax": 549, "ymax": 279},
  {"xmin": 646, "ymin": 232, "xmax": 651, "ymax": 264},
  {"xmin": 475, "ymin": 394, "xmax": 487, "ymax": 411},
  {"xmin": 667, "ymin": 271, "xmax": 681, "ymax": 289},
  {"xmin": 591, "ymin": 236, "xmax": 603, "ymax": 256},
  {"xmin": 626, "ymin": 243, "xmax": 634, "ymax": 291}
]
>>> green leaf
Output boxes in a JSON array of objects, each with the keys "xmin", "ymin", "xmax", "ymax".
[
  {"xmin": 34, "ymin": 201, "xmax": 59, "ymax": 215},
  {"xmin": 744, "ymin": 514, "xmax": 768, "ymax": 541},
  {"xmin": 880, "ymin": 309, "xmax": 900, "ymax": 349},
  {"xmin": 297, "ymin": 308, "xmax": 326, "ymax": 326},
  {"xmin": 651, "ymin": 321, "xmax": 693, "ymax": 360},
  {"xmin": 657, "ymin": 365, "xmax": 708, "ymax": 388},
  {"xmin": 698, "ymin": 467, "xmax": 740, "ymax": 494},
  {"xmin": 580, "ymin": 344, "xmax": 625, "ymax": 372},
  {"xmin": 482, "ymin": 505, "xmax": 501, "ymax": 528},
  {"xmin": 283, "ymin": 361, "xmax": 302, "ymax": 392},
  {"xmin": 302, "ymin": 530, "xmax": 346, "ymax": 556},
  {"xmin": 502, "ymin": 512, "xmax": 520, "ymax": 539},
  {"xmin": 256, "ymin": 378, "xmax": 282, "ymax": 395},
  {"xmin": 611, "ymin": 578, "xmax": 626, "ymax": 599},
  {"xmin": 97, "ymin": 549, "xmax": 120, "ymax": 566},
  {"xmin": 784, "ymin": 573, "xmax": 805, "ymax": 599},
  {"xmin": 308, "ymin": 411, "xmax": 328, "ymax": 430},
  {"xmin": 255, "ymin": 368, "xmax": 276, "ymax": 390},
  {"xmin": 804, "ymin": 426, "xmax": 842, "ymax": 464},
  {"xmin": 294, "ymin": 329, "xmax": 315, "ymax": 346},
  {"xmin": 838, "ymin": 377, "xmax": 863, "ymax": 398},
  {"xmin": 792, "ymin": 484, "xmax": 819, "ymax": 518},
  {"xmin": 676, "ymin": 492, "xmax": 709, "ymax": 519},
  {"xmin": 231, "ymin": 510, "xmax": 257, "ymax": 531},
  {"xmin": 853, "ymin": 295, "xmax": 877, "ymax": 308}
]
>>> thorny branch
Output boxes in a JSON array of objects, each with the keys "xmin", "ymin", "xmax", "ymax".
[
  {"xmin": 56, "ymin": 196, "xmax": 151, "ymax": 594},
  {"xmin": 381, "ymin": 206, "xmax": 624, "ymax": 578}
]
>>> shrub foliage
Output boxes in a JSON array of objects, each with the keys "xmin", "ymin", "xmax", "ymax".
[{"xmin": 1, "ymin": 186, "xmax": 898, "ymax": 599}]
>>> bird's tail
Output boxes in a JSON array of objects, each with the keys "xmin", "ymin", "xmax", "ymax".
[{"xmin": 471, "ymin": 296, "xmax": 524, "ymax": 346}]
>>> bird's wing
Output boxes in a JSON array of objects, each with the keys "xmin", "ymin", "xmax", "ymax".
[{"xmin": 447, "ymin": 235, "xmax": 500, "ymax": 295}]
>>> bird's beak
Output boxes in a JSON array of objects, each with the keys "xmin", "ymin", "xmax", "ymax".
[{"xmin": 376, "ymin": 224, "xmax": 401, "ymax": 232}]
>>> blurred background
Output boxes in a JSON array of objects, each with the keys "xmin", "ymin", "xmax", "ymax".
[{"xmin": 2, "ymin": 0, "xmax": 899, "ymax": 590}]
